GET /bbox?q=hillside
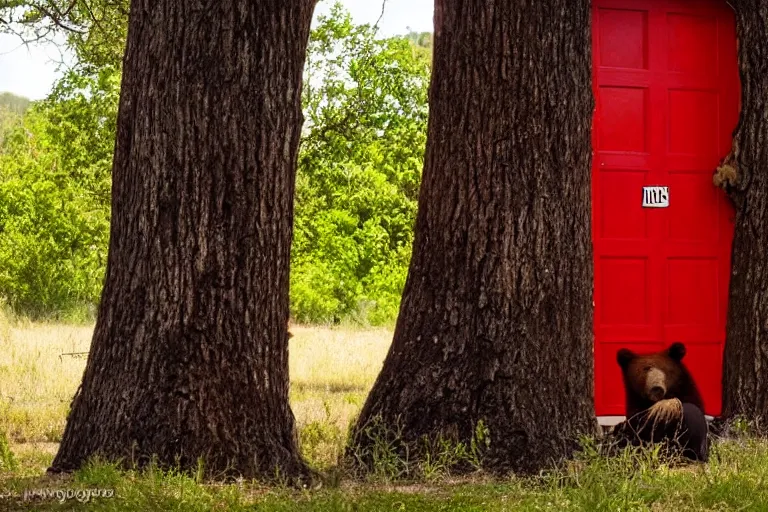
[0,91,31,143]
[0,91,31,114]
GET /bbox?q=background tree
[0,74,114,317]
[349,0,597,475]
[294,4,429,325]
[0,0,128,67]
[47,0,318,481]
[403,30,432,63]
[715,2,768,429]
[0,2,430,326]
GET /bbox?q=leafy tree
[293,3,430,324]
[0,3,429,324]
[0,1,128,69]
[0,70,116,317]
[403,30,432,62]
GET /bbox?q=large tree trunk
[49,0,316,481]
[349,0,597,475]
[717,1,768,429]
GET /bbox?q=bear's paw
[646,397,683,425]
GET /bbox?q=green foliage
[0,0,129,69]
[292,3,430,325]
[0,2,429,325]
[403,30,433,63]
[0,67,118,319]
[63,1,129,69]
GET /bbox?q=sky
[0,0,434,100]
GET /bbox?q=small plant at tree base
[418,418,492,480]
[299,400,347,471]
[347,414,412,482]
[346,415,492,482]
[732,416,750,436]
[0,430,17,471]
[469,419,491,467]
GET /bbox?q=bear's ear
[616,348,635,369]
[668,342,686,361]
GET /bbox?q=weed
[0,431,17,472]
[346,414,492,483]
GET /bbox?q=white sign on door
[642,186,669,208]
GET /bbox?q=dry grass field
[0,315,393,471]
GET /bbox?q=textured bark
[719,1,768,429]
[349,0,597,475]
[49,0,317,481]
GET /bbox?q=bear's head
[616,342,703,417]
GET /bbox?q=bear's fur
[613,342,709,462]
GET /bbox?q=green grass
[2,438,768,510]
[1,314,768,510]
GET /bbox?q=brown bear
[612,342,709,462]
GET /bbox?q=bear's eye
[643,365,652,372]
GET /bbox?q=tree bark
[349,0,597,475]
[718,1,768,429]
[49,0,317,481]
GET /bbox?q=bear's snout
[648,386,665,401]
[645,368,667,402]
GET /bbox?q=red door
[592,0,740,417]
